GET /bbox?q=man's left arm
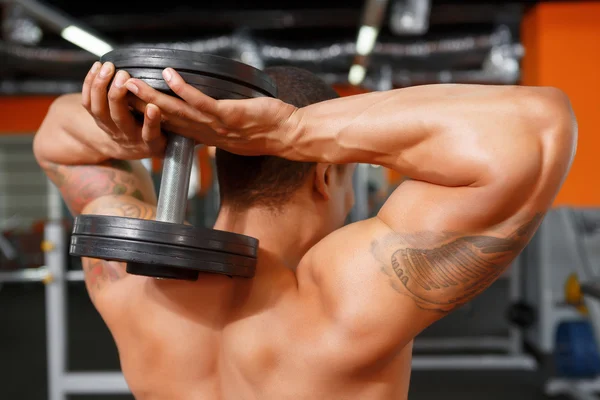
[34,93,158,299]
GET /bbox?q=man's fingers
[141,104,162,142]
[125,77,213,125]
[142,104,166,155]
[82,62,100,111]
[125,78,161,104]
[108,70,138,138]
[126,95,147,116]
[90,62,116,126]
[162,68,219,115]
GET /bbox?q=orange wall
[0,96,56,134]
[521,1,600,206]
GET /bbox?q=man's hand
[83,62,167,159]
[123,68,299,156]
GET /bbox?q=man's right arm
[289,84,576,349]
[116,75,575,350]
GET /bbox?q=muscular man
[34,60,576,399]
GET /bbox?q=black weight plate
[70,235,256,278]
[127,77,247,101]
[102,50,265,88]
[124,68,266,100]
[101,48,276,98]
[120,63,273,98]
[73,215,258,258]
[106,51,276,97]
[126,262,200,281]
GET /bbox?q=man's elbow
[513,86,577,172]
[34,94,86,166]
[34,96,66,154]
[33,102,57,166]
[495,87,577,207]
[522,87,577,144]
[533,87,577,169]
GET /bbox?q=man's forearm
[34,94,115,166]
[287,84,573,187]
[34,94,157,215]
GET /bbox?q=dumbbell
[70,48,278,281]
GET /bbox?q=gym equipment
[541,209,600,400]
[72,215,258,258]
[102,48,276,99]
[582,281,600,300]
[565,273,589,315]
[565,273,584,306]
[71,215,257,279]
[507,301,536,328]
[70,48,278,280]
[555,321,600,378]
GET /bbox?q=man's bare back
[79,195,417,400]
[34,62,576,399]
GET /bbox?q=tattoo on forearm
[378,214,543,313]
[43,159,148,215]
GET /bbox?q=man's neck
[213,204,321,270]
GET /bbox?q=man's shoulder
[299,218,384,272]
[295,216,390,313]
[293,217,421,363]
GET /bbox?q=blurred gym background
[0,0,599,399]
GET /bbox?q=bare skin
[33,62,577,400]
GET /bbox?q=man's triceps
[374,213,544,313]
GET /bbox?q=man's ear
[314,163,332,201]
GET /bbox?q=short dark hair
[215,66,339,210]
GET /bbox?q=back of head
[215,66,339,211]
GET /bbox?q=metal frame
[0,180,131,400]
[524,209,589,355]
[541,208,600,400]
[45,181,130,399]
[546,378,600,400]
[413,355,535,370]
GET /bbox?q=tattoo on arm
[81,199,156,297]
[43,159,150,215]
[84,196,157,219]
[41,157,156,298]
[377,214,543,313]
[82,258,126,301]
